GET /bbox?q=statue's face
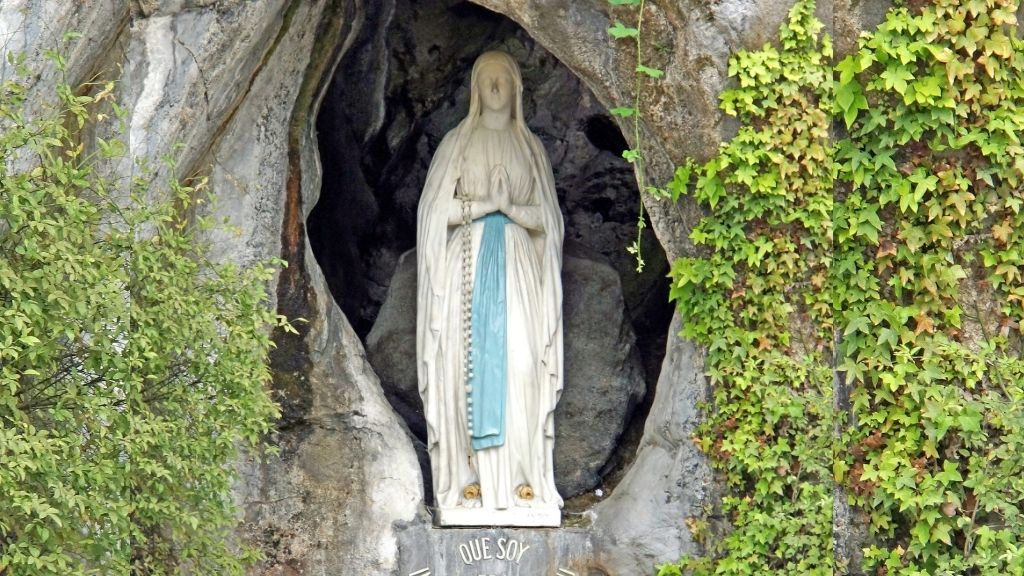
[477,62,514,115]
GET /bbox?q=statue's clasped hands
[489,165,512,215]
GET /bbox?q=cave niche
[307,0,673,504]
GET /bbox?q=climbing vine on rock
[835,0,1024,573]
[661,1,835,573]
[652,0,1024,574]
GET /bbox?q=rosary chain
[460,194,474,442]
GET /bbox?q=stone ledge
[435,506,561,528]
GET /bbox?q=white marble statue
[416,50,564,527]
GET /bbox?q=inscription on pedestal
[397,524,593,576]
[456,536,530,565]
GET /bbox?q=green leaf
[880,65,913,95]
[912,520,931,545]
[637,64,664,78]
[836,79,868,128]
[669,162,693,202]
[935,460,963,485]
[608,21,639,39]
[609,106,637,118]
[844,316,871,336]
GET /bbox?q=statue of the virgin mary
[416,51,564,527]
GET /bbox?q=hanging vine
[606,0,665,272]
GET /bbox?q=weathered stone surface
[834,0,893,57]
[589,314,712,573]
[833,485,871,574]
[0,0,127,97]
[236,299,422,574]
[366,244,646,498]
[364,250,422,437]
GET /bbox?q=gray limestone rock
[589,314,712,573]
[364,250,422,439]
[366,244,646,499]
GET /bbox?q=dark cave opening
[583,114,629,155]
[307,0,673,506]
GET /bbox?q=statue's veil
[452,51,529,187]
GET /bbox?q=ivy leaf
[895,179,917,214]
[935,461,963,485]
[856,206,883,244]
[991,219,1012,244]
[844,316,871,336]
[669,163,693,202]
[957,409,982,434]
[610,106,637,118]
[932,522,953,546]
[608,21,639,39]
[608,0,642,5]
[880,65,914,95]
[911,520,932,545]
[836,79,868,128]
[913,312,935,335]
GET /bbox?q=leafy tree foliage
[0,50,287,574]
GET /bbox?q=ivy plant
[647,0,1024,573]
[836,0,1024,573]
[660,1,835,573]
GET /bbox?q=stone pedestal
[397,525,595,576]
[435,506,560,528]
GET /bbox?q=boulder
[366,243,646,498]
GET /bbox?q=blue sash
[469,212,509,450]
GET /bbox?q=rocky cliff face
[2,0,883,573]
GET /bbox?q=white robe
[416,79,564,514]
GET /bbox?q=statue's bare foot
[514,484,534,507]
[461,483,482,508]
